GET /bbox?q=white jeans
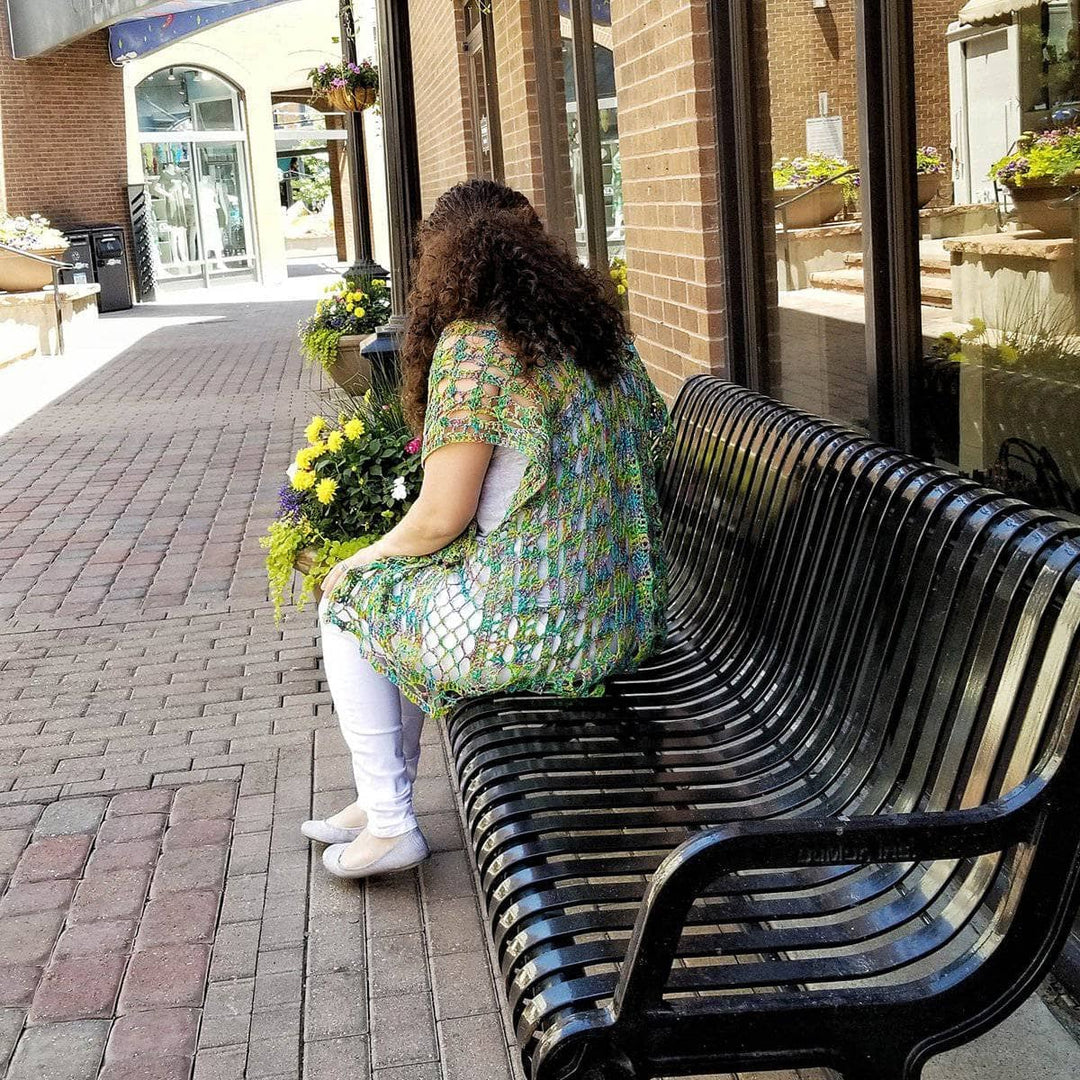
[318,596,425,837]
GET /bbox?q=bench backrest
[658,377,1080,822]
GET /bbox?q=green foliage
[929,287,1080,381]
[916,146,947,175]
[292,159,331,212]
[297,275,393,375]
[262,381,424,621]
[991,128,1080,186]
[772,154,857,202]
[308,58,378,94]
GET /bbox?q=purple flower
[278,483,304,518]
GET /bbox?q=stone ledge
[944,233,1074,261]
[0,283,100,306]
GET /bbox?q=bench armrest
[612,788,1046,1019]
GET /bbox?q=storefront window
[136,68,255,286]
[913,3,1080,520]
[754,1,869,430]
[545,0,623,273]
[464,0,503,182]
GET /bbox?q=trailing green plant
[261,382,424,619]
[298,275,392,374]
[930,285,1080,382]
[773,153,858,203]
[991,128,1080,186]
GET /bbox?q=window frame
[709,0,922,450]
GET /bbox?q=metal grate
[127,183,156,303]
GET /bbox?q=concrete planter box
[327,333,375,395]
[1005,179,1080,238]
[0,246,67,293]
[775,184,847,230]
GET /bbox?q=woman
[304,179,671,879]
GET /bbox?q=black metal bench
[441,377,1080,1080]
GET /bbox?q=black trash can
[59,230,94,287]
[90,225,133,312]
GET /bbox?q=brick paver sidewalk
[0,288,514,1080]
[1,284,1078,1080]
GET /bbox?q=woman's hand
[321,543,385,599]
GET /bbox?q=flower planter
[327,333,375,394]
[774,184,847,230]
[917,172,943,209]
[1005,177,1080,238]
[315,86,377,112]
[294,547,323,602]
[0,246,68,293]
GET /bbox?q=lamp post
[361,0,424,378]
[339,0,387,279]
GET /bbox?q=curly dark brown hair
[399,179,630,432]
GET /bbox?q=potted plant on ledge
[298,275,392,394]
[917,146,947,208]
[309,59,378,112]
[0,214,69,293]
[991,128,1080,237]
[261,386,423,618]
[773,154,858,230]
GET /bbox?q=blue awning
[109,1,296,63]
[5,0,295,59]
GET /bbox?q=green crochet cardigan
[323,317,672,720]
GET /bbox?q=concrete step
[843,240,951,276]
[809,267,952,307]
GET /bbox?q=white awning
[958,0,1040,26]
[5,0,293,59]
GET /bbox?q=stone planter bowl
[327,333,375,395]
[774,184,847,230]
[294,547,323,603]
[1006,179,1080,238]
[0,246,68,293]
[917,172,943,208]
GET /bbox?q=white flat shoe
[300,818,365,845]
[322,828,430,880]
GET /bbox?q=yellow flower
[291,469,316,491]
[998,344,1020,365]
[308,440,328,458]
[615,284,627,295]
[305,415,326,443]
[315,478,338,505]
[372,279,385,288]
[354,307,365,319]
[343,417,365,441]
[326,430,345,452]
[295,446,318,470]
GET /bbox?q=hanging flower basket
[309,60,378,113]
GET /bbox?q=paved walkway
[0,278,1077,1080]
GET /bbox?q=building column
[363,0,423,378]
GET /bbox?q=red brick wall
[0,6,130,238]
[491,0,551,223]
[410,0,475,214]
[763,0,956,196]
[611,0,726,396]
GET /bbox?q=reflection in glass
[557,0,623,268]
[136,68,242,133]
[137,68,255,287]
[757,1,869,430]
[915,3,1080,521]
